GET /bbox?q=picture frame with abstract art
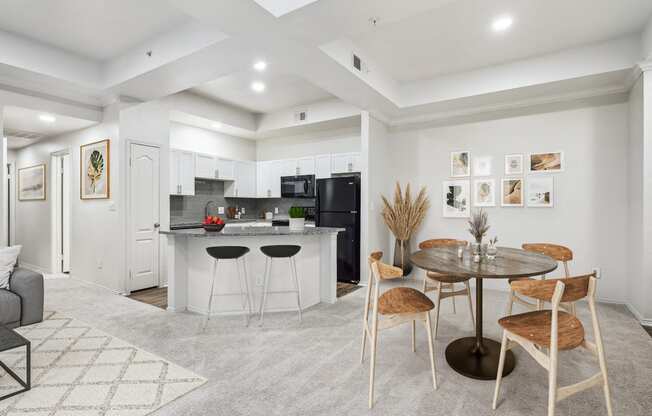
[442,180,470,218]
[527,176,554,207]
[473,179,495,207]
[473,156,492,176]
[80,139,110,200]
[501,178,523,207]
[450,151,470,177]
[504,154,523,175]
[18,164,46,201]
[528,151,564,173]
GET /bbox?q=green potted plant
[288,206,305,231]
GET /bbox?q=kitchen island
[161,225,343,316]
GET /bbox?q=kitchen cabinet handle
[348,162,353,172]
[296,166,300,175]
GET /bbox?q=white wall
[386,103,629,301]
[13,105,123,293]
[170,122,256,160]
[256,127,360,160]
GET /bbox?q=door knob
[154,223,160,228]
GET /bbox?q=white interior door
[130,143,160,291]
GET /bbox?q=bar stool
[259,245,302,324]
[205,246,252,328]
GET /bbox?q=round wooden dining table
[410,246,557,380]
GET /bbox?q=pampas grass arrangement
[468,208,490,243]
[381,182,430,274]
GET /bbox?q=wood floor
[337,282,361,298]
[128,287,167,309]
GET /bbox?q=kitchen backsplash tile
[170,179,315,225]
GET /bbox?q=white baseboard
[69,276,126,296]
[623,302,652,327]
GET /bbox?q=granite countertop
[170,218,315,230]
[161,225,343,237]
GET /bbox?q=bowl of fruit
[203,215,225,232]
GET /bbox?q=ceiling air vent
[352,54,362,72]
[3,129,46,140]
[295,111,308,123]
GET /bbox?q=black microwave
[281,175,315,198]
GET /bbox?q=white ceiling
[0,0,192,60]
[191,71,333,114]
[350,0,652,82]
[3,106,97,149]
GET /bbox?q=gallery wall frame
[526,176,554,208]
[450,150,471,177]
[504,154,524,175]
[442,179,470,218]
[501,178,524,207]
[528,151,564,173]
[17,164,46,201]
[473,178,496,207]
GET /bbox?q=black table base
[445,337,515,380]
[444,277,515,380]
[0,343,30,402]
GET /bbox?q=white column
[0,105,6,247]
[166,235,188,312]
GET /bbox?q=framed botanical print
[501,178,523,207]
[80,139,110,200]
[442,180,470,218]
[18,164,46,201]
[450,151,470,177]
[504,154,523,175]
[527,176,554,207]
[528,151,564,173]
[473,179,495,207]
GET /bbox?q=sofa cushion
[0,245,21,289]
[0,289,21,326]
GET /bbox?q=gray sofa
[0,268,44,329]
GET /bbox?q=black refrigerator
[316,176,360,283]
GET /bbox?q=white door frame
[50,149,72,274]
[125,140,161,295]
[6,160,15,246]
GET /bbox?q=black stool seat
[206,246,250,260]
[260,245,301,258]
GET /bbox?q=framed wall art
[18,164,46,201]
[442,180,470,218]
[501,178,523,207]
[527,176,554,207]
[80,139,110,200]
[473,179,495,207]
[473,156,492,176]
[504,154,523,175]
[528,151,564,173]
[450,151,470,177]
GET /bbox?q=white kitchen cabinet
[256,160,283,198]
[215,158,235,180]
[226,160,257,198]
[195,153,216,179]
[331,152,361,174]
[315,154,331,179]
[279,159,297,177]
[170,149,195,196]
[296,157,315,175]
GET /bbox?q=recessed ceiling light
[212,122,222,129]
[253,61,267,71]
[39,114,56,123]
[492,16,513,32]
[251,81,266,93]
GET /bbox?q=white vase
[289,218,305,231]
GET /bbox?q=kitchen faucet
[205,200,218,218]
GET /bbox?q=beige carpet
[0,313,206,415]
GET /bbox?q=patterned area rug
[0,313,206,415]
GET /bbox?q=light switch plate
[218,206,225,214]
[241,207,246,214]
[274,207,279,214]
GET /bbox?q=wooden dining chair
[361,254,438,408]
[507,243,575,315]
[493,273,613,416]
[418,239,474,338]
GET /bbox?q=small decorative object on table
[381,182,430,276]
[487,237,498,260]
[203,215,225,232]
[457,243,464,259]
[289,207,305,231]
[468,209,490,263]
